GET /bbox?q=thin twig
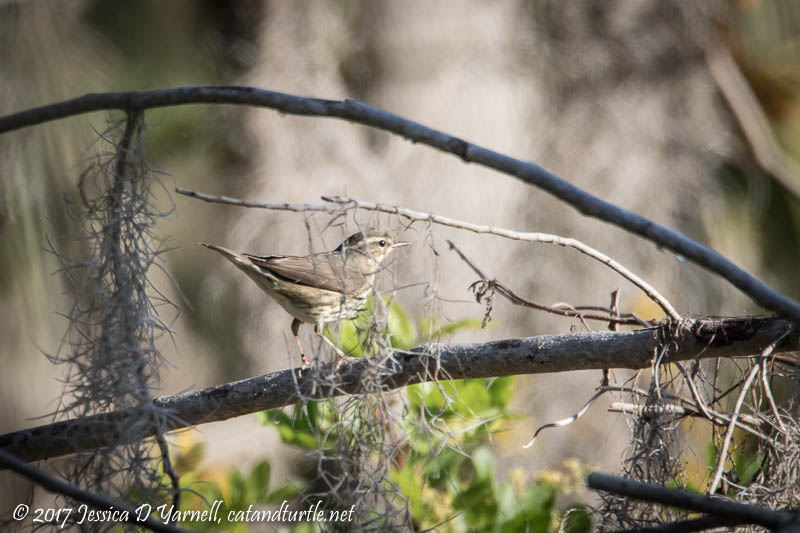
[177,189,342,213]
[523,388,610,449]
[608,402,763,430]
[602,290,622,386]
[472,279,639,326]
[708,330,792,494]
[652,345,668,400]
[523,383,680,448]
[761,356,788,434]
[447,240,646,326]
[675,362,765,438]
[610,402,693,417]
[178,187,681,321]
[676,362,719,422]
[154,432,181,521]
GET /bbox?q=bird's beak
[392,241,411,249]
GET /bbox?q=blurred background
[1,0,800,526]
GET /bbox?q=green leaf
[259,408,322,450]
[735,451,764,486]
[457,476,497,528]
[454,380,492,416]
[248,460,271,501]
[334,319,364,356]
[472,446,495,481]
[420,317,487,340]
[560,505,593,533]
[487,376,515,410]
[228,468,247,508]
[498,483,558,533]
[266,484,298,504]
[422,449,466,489]
[257,409,291,427]
[386,299,418,349]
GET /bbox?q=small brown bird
[201,232,409,368]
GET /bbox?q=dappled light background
[2,0,800,519]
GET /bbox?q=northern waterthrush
[201,232,409,368]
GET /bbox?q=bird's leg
[315,323,347,361]
[291,318,309,369]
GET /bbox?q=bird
[200,231,410,369]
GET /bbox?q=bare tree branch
[0,87,796,319]
[179,188,667,323]
[179,189,683,319]
[588,472,798,531]
[707,46,800,201]
[0,448,188,533]
[608,402,767,439]
[605,515,742,533]
[445,239,658,326]
[1,316,796,465]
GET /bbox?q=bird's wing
[246,253,368,295]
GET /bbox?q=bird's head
[335,232,410,263]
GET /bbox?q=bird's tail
[199,242,254,270]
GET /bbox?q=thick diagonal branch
[1,316,796,465]
[1,87,798,319]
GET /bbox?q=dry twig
[176,188,681,321]
[456,254,650,327]
[707,329,793,495]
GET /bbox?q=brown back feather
[245,252,370,295]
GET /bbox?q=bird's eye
[379,240,387,247]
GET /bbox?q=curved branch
[588,472,796,531]
[0,316,795,465]
[0,86,798,319]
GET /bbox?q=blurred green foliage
[260,299,590,532]
[155,440,297,532]
[326,296,484,357]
